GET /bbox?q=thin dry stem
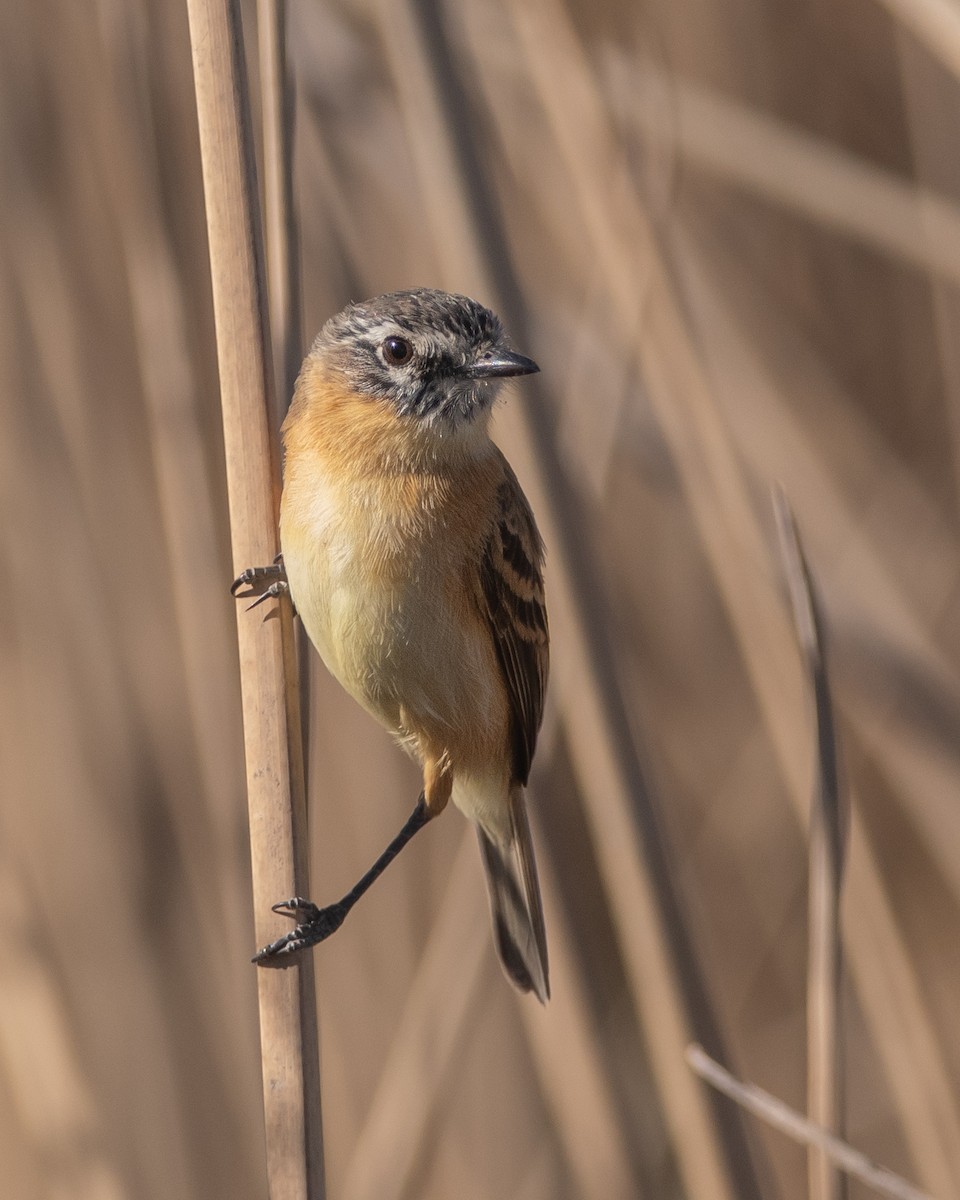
[774,491,845,1200]
[687,1045,937,1200]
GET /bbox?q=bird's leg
[231,553,292,612]
[253,795,431,965]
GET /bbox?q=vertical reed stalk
[185,1,324,1195]
[257,0,302,411]
[256,0,311,774]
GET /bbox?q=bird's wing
[477,454,549,785]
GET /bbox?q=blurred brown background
[3,0,960,1197]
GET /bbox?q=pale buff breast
[279,454,509,775]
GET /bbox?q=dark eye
[382,336,413,366]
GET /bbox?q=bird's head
[307,289,539,432]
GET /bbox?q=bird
[233,288,550,1001]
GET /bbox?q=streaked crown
[308,289,538,426]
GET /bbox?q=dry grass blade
[185,0,323,1195]
[687,1046,937,1200]
[774,491,845,1200]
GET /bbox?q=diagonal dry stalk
[870,0,960,79]
[774,491,846,1200]
[687,1045,936,1200]
[185,0,324,1195]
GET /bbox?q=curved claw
[251,931,310,966]
[271,897,321,922]
[229,574,248,597]
[231,554,286,598]
[246,580,290,611]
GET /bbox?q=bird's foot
[231,554,291,611]
[252,896,350,966]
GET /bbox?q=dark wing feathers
[477,458,549,785]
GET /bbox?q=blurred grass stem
[257,0,302,413]
[775,492,845,1200]
[256,0,311,780]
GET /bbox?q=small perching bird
[234,288,550,1001]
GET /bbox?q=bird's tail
[477,787,549,1003]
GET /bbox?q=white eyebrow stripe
[361,319,409,343]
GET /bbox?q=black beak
[465,350,540,379]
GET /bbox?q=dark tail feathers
[477,790,549,1002]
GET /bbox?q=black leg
[253,796,430,966]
